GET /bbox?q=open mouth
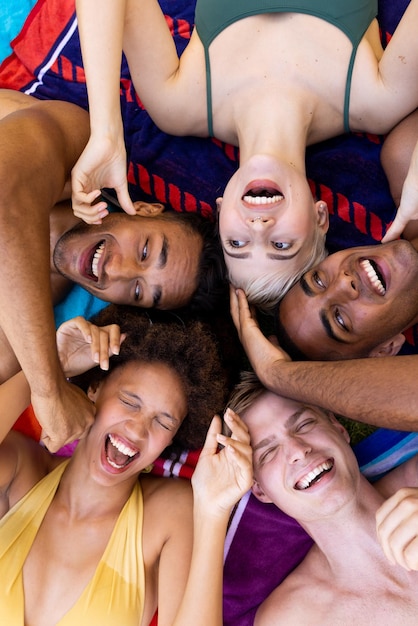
[242,185,284,206]
[84,240,105,282]
[105,433,140,470]
[294,459,334,490]
[360,259,386,295]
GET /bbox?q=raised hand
[230,286,290,386]
[376,487,418,571]
[71,132,136,224]
[56,315,125,377]
[192,410,253,517]
[382,140,418,243]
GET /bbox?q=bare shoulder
[0,431,54,518]
[0,88,39,120]
[141,476,193,528]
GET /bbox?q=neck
[234,90,311,167]
[54,448,138,521]
[301,478,390,583]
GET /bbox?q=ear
[251,480,274,504]
[368,333,405,358]
[87,381,101,404]
[327,412,351,444]
[132,201,165,217]
[314,201,329,234]
[216,197,223,213]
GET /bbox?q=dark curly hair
[72,304,228,450]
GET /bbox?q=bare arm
[0,96,94,452]
[230,288,418,430]
[158,412,253,626]
[72,0,136,221]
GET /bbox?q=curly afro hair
[72,304,228,450]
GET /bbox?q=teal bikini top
[194,0,378,135]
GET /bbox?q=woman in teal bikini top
[72,0,418,309]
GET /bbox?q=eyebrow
[223,248,302,260]
[319,310,349,344]
[300,274,315,296]
[284,406,310,429]
[158,236,168,269]
[299,275,349,345]
[152,236,168,307]
[253,407,310,452]
[126,392,180,425]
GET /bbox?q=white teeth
[295,460,333,490]
[243,194,283,205]
[91,242,105,278]
[108,433,137,458]
[360,259,386,295]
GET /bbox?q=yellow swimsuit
[0,461,146,625]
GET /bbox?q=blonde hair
[230,228,327,312]
[227,371,266,416]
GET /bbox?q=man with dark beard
[0,89,224,453]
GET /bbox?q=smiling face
[53,213,202,309]
[242,392,359,522]
[277,240,418,360]
[85,361,187,485]
[217,155,328,289]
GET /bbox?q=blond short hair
[230,228,327,312]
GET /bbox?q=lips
[359,259,386,296]
[294,459,334,490]
[105,433,140,470]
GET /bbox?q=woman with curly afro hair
[0,304,252,626]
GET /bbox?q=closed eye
[259,447,277,465]
[121,397,139,410]
[296,419,315,433]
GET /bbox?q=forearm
[172,508,228,626]
[262,355,418,431]
[123,0,181,120]
[76,0,125,135]
[0,372,31,443]
[0,141,65,397]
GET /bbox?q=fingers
[229,285,252,334]
[72,192,110,224]
[114,184,137,215]
[376,488,418,571]
[217,408,251,456]
[89,323,123,369]
[381,216,405,243]
[201,415,223,456]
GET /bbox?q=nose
[126,416,149,442]
[246,215,275,230]
[106,254,138,280]
[334,270,359,299]
[285,437,312,464]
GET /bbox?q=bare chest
[189,13,381,142]
[22,505,116,626]
[266,574,418,626]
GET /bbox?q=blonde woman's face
[217,155,328,288]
